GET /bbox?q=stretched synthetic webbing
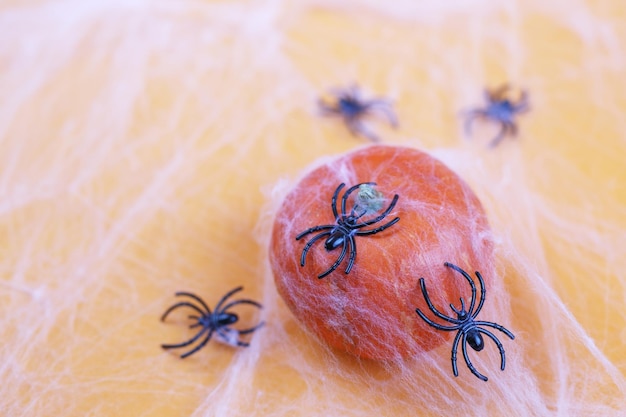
[1,1,625,416]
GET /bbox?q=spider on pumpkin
[296,182,400,279]
[415,262,515,381]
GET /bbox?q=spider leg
[187,315,203,329]
[473,321,515,341]
[331,183,346,219]
[354,193,399,228]
[161,302,207,322]
[451,330,463,377]
[344,235,357,274]
[175,292,213,314]
[180,328,215,359]
[168,291,213,315]
[514,102,530,113]
[444,263,478,317]
[463,110,486,136]
[162,326,212,352]
[489,84,510,101]
[355,216,400,235]
[514,91,530,112]
[508,121,518,137]
[330,85,361,104]
[417,278,463,326]
[318,237,348,279]
[472,270,487,318]
[328,84,358,99]
[347,118,380,142]
[214,286,245,313]
[220,298,263,314]
[367,100,398,128]
[449,297,466,316]
[295,225,334,241]
[461,332,488,381]
[415,307,460,331]
[234,320,266,335]
[489,121,509,148]
[475,328,510,372]
[318,99,339,116]
[299,231,333,267]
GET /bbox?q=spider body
[324,225,352,251]
[203,311,237,328]
[415,262,515,381]
[464,84,529,148]
[161,287,264,358]
[319,85,397,142]
[465,330,484,352]
[484,99,517,121]
[296,182,400,279]
[337,95,365,119]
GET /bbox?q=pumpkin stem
[355,183,385,214]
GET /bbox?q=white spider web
[0,0,625,416]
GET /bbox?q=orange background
[1,1,625,415]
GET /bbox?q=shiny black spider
[161,287,264,358]
[464,84,529,148]
[296,182,399,279]
[319,85,398,142]
[415,262,515,381]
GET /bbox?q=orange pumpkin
[270,145,494,360]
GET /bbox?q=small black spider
[415,262,515,381]
[319,85,398,142]
[464,84,529,148]
[296,182,399,279]
[161,287,264,358]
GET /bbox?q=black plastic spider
[415,262,515,381]
[161,287,264,358]
[318,85,398,142]
[296,182,399,279]
[464,84,529,148]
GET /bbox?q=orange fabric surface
[1,1,625,416]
